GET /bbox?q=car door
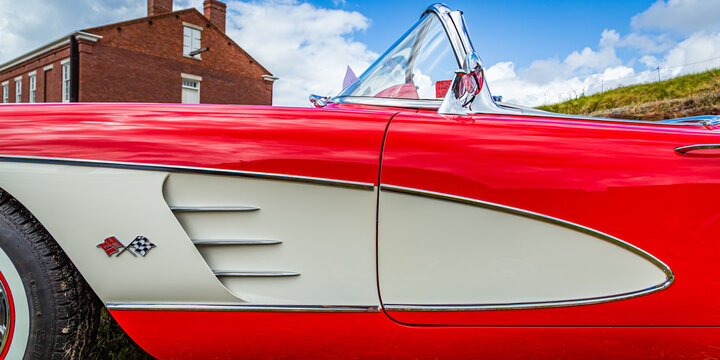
[377,110,720,326]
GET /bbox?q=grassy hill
[536,69,720,120]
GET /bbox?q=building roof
[84,8,273,76]
[0,31,102,73]
[0,8,272,77]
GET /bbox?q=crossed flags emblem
[97,236,156,257]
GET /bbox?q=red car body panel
[1,103,720,357]
[380,112,720,326]
[0,103,393,185]
[110,309,720,359]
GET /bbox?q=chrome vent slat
[163,173,304,299]
[192,239,282,245]
[170,206,260,212]
[214,271,300,277]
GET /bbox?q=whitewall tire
[0,189,100,360]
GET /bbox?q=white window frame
[181,73,202,104]
[15,76,22,103]
[183,23,203,60]
[28,71,37,103]
[61,59,71,103]
[1,81,8,103]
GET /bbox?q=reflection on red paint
[0,103,394,185]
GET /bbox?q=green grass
[537,68,720,116]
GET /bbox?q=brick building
[0,0,275,105]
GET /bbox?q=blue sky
[2,0,720,106]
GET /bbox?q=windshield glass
[340,14,458,100]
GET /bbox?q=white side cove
[378,186,673,309]
[0,162,379,308]
[162,172,378,304]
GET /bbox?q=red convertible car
[1,3,719,359]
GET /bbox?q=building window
[62,60,71,103]
[29,73,36,103]
[183,24,202,59]
[181,74,201,104]
[1,82,7,103]
[15,78,21,103]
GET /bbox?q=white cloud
[225,0,378,106]
[515,29,621,85]
[173,0,203,11]
[639,55,660,68]
[631,0,720,35]
[0,0,144,62]
[486,63,642,107]
[617,33,674,53]
[662,31,720,76]
[485,61,515,82]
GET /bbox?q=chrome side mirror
[439,52,485,115]
[309,94,330,108]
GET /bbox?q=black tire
[0,188,100,360]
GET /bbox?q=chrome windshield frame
[333,3,467,107]
[331,3,515,115]
[422,4,466,68]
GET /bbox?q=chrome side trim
[213,271,300,277]
[330,96,443,109]
[674,144,720,154]
[0,155,375,191]
[660,115,720,127]
[511,109,719,127]
[331,96,718,128]
[105,303,380,312]
[170,206,260,212]
[192,240,282,246]
[385,282,669,311]
[380,184,675,310]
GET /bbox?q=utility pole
[656,66,661,82]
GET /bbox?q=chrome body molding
[0,155,375,191]
[213,271,300,277]
[660,115,720,127]
[384,282,671,311]
[330,96,443,109]
[379,184,674,310]
[383,278,674,311]
[169,206,260,212]
[331,95,720,128]
[674,144,720,154]
[105,303,380,312]
[192,240,282,246]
